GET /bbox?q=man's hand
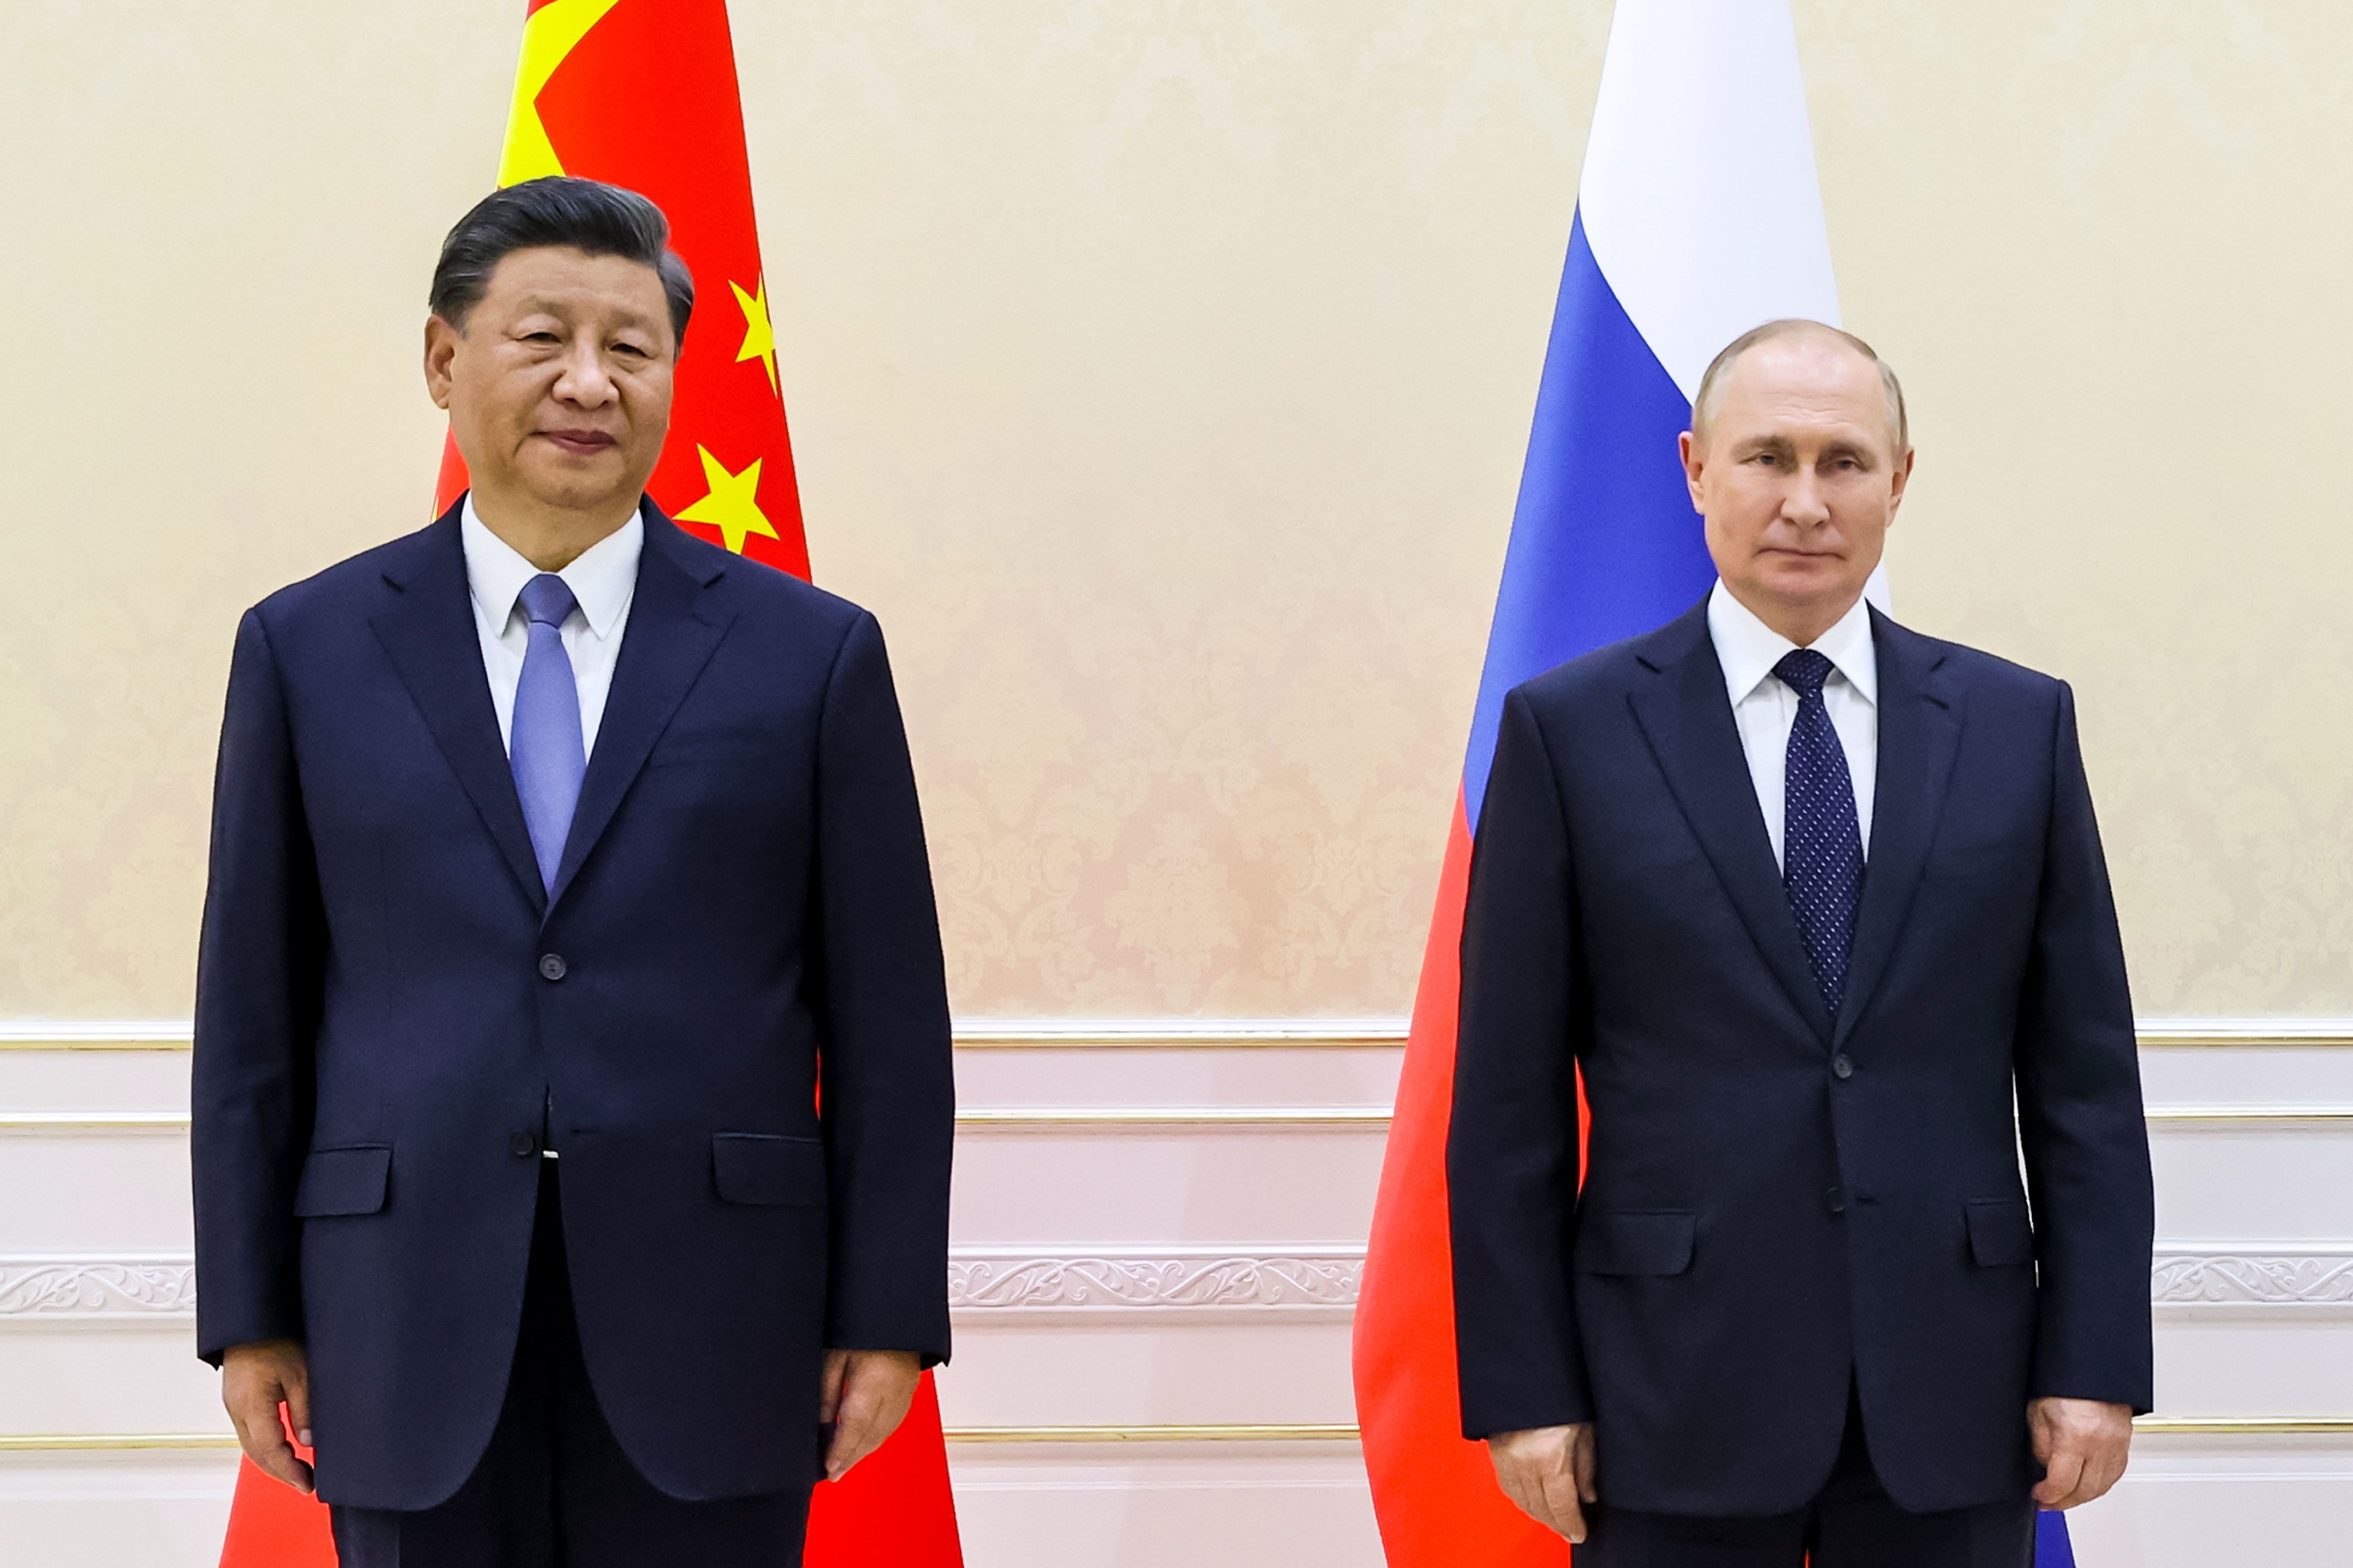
[2029,1396,2133,1509]
[1487,1423,1598,1543]
[820,1349,922,1482]
[222,1339,314,1494]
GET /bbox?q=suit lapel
[1627,604,1837,1044]
[546,506,734,909]
[368,507,546,913]
[1834,610,1961,1048]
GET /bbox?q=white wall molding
[0,1250,1364,1320]
[2152,1248,2353,1307]
[0,1019,1420,1051]
[2134,1019,2353,1046]
[18,1247,2353,1320]
[0,1259,196,1319]
[11,1016,2353,1050]
[951,1249,1361,1313]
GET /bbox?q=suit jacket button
[538,953,567,981]
[510,1130,537,1158]
[1831,1054,1854,1080]
[1826,1186,1848,1215]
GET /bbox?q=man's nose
[1781,466,1831,528]
[553,343,617,407]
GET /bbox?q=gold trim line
[2144,1109,2353,1125]
[2135,1025,2353,1049]
[2134,1417,2353,1435]
[946,1423,1361,1443]
[8,1418,2352,1453]
[15,1107,2353,1134]
[0,1040,194,1052]
[0,1112,191,1130]
[0,1023,1416,1054]
[10,1020,2353,1053]
[0,1434,241,1451]
[0,1427,1362,1453]
[0,1109,1398,1133]
[955,1108,1391,1129]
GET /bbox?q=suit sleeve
[809,610,956,1365]
[1449,687,1591,1437]
[191,609,322,1366]
[2015,680,2155,1411]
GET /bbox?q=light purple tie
[511,573,585,892]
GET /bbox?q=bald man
[1447,321,2154,1567]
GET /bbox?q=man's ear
[423,315,461,411]
[1885,445,1917,518]
[1679,429,1707,513]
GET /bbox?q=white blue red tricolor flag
[1350,2,2074,1562]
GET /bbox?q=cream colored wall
[1,2,2345,1021]
[1805,3,2353,1014]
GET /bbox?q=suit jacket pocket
[292,1145,392,1217]
[711,1132,828,1208]
[1574,1210,1697,1276]
[1966,1199,2036,1266]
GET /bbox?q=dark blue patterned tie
[1775,649,1862,1013]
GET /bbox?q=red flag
[1351,798,1574,1567]
[215,1421,334,1568]
[431,0,807,578]
[219,4,962,1562]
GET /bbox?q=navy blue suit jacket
[192,501,954,1510]
[1448,599,2154,1517]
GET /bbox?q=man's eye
[522,332,559,345]
[613,342,650,359]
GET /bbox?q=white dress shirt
[1705,580,1878,869]
[461,497,643,759]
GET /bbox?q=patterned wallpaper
[2,2,2349,1019]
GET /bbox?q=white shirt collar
[1707,579,1878,708]
[461,494,644,640]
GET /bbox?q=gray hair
[1690,318,1908,455]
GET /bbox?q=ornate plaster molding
[10,1249,2351,1320]
[0,1251,1366,1319]
[952,1250,1362,1311]
[0,1258,197,1317]
[2151,1249,2353,1307]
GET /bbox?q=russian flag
[1351,2,2068,1561]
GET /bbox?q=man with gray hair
[1448,319,2154,1566]
[194,177,953,1566]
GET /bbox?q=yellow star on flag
[674,446,778,554]
[730,277,779,396]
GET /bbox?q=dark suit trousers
[329,1161,811,1568]
[1578,1386,2037,1568]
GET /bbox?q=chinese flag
[216,3,964,1563]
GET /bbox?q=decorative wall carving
[951,1252,1362,1311]
[10,1250,2352,1318]
[0,1259,196,1317]
[2151,1250,2353,1306]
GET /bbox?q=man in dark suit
[1448,319,2154,1566]
[192,177,953,1566]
